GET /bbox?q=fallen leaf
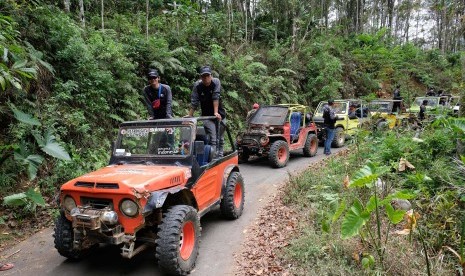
[343,175,350,188]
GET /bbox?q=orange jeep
[54,117,244,275]
[236,104,318,168]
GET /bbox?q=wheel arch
[221,165,240,198]
[143,187,198,214]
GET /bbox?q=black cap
[148,69,159,78]
[328,99,334,105]
[199,66,212,76]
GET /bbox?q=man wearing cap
[188,66,227,157]
[246,103,259,121]
[142,69,173,120]
[322,99,338,155]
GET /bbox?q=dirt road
[1,147,342,275]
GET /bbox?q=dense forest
[0,0,464,250]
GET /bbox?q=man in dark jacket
[419,99,428,120]
[393,85,402,112]
[142,69,173,119]
[322,99,338,155]
[188,66,227,157]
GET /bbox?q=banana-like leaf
[365,195,379,212]
[3,192,27,207]
[350,163,378,187]
[350,162,389,188]
[14,150,44,180]
[40,130,71,161]
[385,203,406,224]
[25,187,46,207]
[9,104,41,126]
[11,59,27,69]
[341,199,370,239]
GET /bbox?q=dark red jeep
[236,104,318,168]
[54,117,244,275]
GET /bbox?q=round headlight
[236,134,243,143]
[259,136,269,146]
[63,196,76,211]
[120,199,139,217]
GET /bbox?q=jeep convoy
[54,117,244,275]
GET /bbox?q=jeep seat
[195,128,212,166]
[290,112,301,141]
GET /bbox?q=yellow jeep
[313,99,369,147]
[368,99,416,129]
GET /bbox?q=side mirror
[194,141,205,155]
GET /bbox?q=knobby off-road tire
[331,127,345,148]
[268,140,289,168]
[220,171,245,220]
[156,205,201,275]
[303,133,318,157]
[376,120,388,131]
[53,213,83,259]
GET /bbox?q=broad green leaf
[341,200,369,239]
[365,195,380,213]
[350,162,389,188]
[331,200,347,222]
[385,203,406,224]
[41,131,71,160]
[25,188,46,207]
[32,131,45,147]
[3,192,27,207]
[350,164,378,187]
[11,59,27,69]
[25,154,44,180]
[390,190,415,200]
[9,104,41,126]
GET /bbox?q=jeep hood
[62,165,191,193]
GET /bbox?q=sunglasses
[149,76,158,80]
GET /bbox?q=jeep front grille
[81,197,113,209]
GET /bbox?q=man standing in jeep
[188,66,227,157]
[323,99,338,155]
[142,69,173,119]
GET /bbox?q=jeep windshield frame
[369,100,395,113]
[315,101,349,115]
[109,119,196,167]
[248,105,289,126]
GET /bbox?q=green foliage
[3,187,46,214]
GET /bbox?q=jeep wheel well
[162,190,198,211]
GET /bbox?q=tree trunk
[79,0,85,27]
[101,0,104,31]
[64,0,70,12]
[146,0,149,39]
